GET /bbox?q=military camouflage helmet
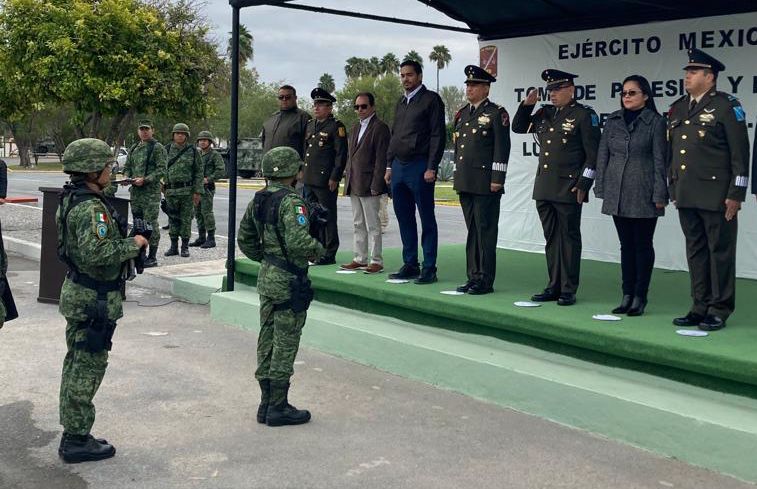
[172,123,190,137]
[62,138,114,174]
[262,146,302,178]
[196,130,214,143]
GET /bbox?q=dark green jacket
[261,107,312,158]
[512,100,601,204]
[667,90,750,211]
[303,115,348,188]
[452,99,511,195]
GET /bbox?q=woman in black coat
[594,75,668,316]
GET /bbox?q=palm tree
[318,73,336,93]
[227,24,254,67]
[380,53,400,75]
[403,50,424,70]
[428,45,451,93]
[368,57,382,77]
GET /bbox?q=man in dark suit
[303,87,348,265]
[512,69,601,306]
[341,92,391,274]
[384,60,446,284]
[668,49,750,331]
[453,65,511,295]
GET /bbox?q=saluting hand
[724,199,741,221]
[524,89,539,106]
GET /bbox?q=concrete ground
[0,254,754,489]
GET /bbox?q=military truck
[218,137,263,179]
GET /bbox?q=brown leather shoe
[363,263,384,274]
[340,261,367,270]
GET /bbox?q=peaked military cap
[311,87,336,103]
[683,48,725,73]
[138,119,153,129]
[542,69,577,89]
[464,65,496,84]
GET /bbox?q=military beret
[464,65,496,84]
[311,87,336,103]
[542,69,578,89]
[684,48,725,73]
[138,119,153,129]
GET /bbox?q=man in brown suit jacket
[341,92,391,274]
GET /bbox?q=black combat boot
[143,247,158,268]
[266,381,311,427]
[164,238,179,256]
[257,379,271,424]
[180,238,190,257]
[58,433,116,464]
[200,231,216,249]
[189,230,206,247]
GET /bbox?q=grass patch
[9,162,64,171]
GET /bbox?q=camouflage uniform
[190,131,226,248]
[164,124,203,255]
[56,138,142,463]
[124,138,167,253]
[238,146,324,427]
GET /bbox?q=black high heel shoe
[611,294,633,314]
[627,296,647,316]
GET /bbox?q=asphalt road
[6,172,467,250]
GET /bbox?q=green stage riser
[208,287,757,484]
[231,245,757,389]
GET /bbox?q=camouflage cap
[262,146,302,178]
[172,122,190,137]
[63,138,114,174]
[138,119,153,129]
[196,130,214,143]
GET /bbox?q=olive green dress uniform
[512,72,600,298]
[668,91,750,322]
[303,109,348,262]
[453,97,511,291]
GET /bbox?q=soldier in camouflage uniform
[119,119,166,266]
[163,123,203,258]
[189,131,226,249]
[56,138,148,463]
[238,146,325,427]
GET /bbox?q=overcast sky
[204,0,479,94]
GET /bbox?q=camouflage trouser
[59,318,109,435]
[166,193,194,240]
[255,295,306,385]
[193,189,216,233]
[131,189,161,249]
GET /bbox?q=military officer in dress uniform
[453,65,511,295]
[302,87,348,265]
[512,69,601,306]
[669,49,750,331]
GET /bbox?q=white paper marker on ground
[592,314,622,321]
[514,301,542,307]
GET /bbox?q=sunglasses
[621,90,641,97]
[277,94,293,100]
[353,104,370,110]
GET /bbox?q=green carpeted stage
[232,245,757,392]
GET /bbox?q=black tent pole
[226,5,240,292]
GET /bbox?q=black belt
[165,181,192,189]
[263,253,307,277]
[67,270,122,293]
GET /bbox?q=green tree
[318,73,336,94]
[439,85,467,123]
[428,45,452,93]
[334,74,403,130]
[403,50,424,69]
[228,24,254,68]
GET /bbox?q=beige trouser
[350,194,383,265]
[379,194,390,230]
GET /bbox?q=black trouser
[612,216,658,300]
[536,200,582,295]
[677,208,737,320]
[459,192,501,289]
[304,184,339,259]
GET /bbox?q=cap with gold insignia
[464,65,496,84]
[311,87,336,103]
[683,48,725,74]
[138,119,153,129]
[541,69,577,89]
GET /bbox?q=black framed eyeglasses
[353,104,369,110]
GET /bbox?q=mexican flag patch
[295,205,307,216]
[96,212,109,223]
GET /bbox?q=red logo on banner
[480,45,498,78]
